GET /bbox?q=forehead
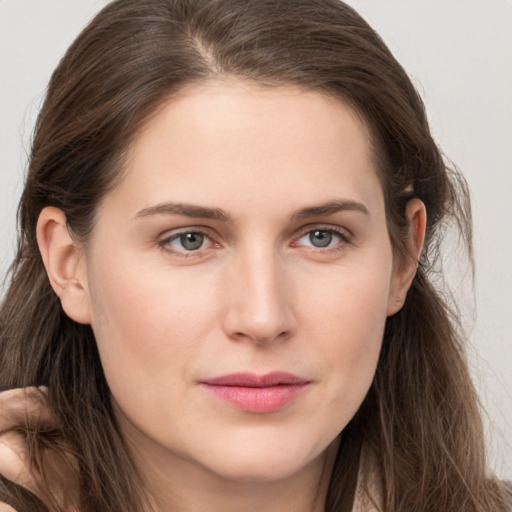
[107,80,383,220]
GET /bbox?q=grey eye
[178,232,205,251]
[309,230,333,247]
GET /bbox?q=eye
[158,229,217,257]
[305,230,336,248]
[175,232,205,251]
[294,227,349,251]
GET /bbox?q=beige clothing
[351,446,383,512]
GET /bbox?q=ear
[36,207,91,324]
[387,198,427,316]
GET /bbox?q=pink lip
[200,372,310,413]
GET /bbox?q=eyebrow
[290,199,369,222]
[135,199,369,223]
[135,202,232,222]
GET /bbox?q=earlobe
[36,207,91,324]
[387,198,427,316]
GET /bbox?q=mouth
[199,372,310,413]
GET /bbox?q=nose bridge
[223,241,294,344]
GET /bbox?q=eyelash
[157,225,352,258]
[157,228,219,258]
[292,225,352,254]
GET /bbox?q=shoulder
[351,445,383,512]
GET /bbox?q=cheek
[301,255,391,348]
[298,257,391,419]
[85,252,221,406]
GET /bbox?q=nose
[222,246,296,345]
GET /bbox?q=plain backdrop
[1,0,511,479]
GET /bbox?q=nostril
[229,328,290,345]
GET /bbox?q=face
[74,81,408,485]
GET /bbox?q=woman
[0,0,510,510]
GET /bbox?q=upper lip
[200,372,309,388]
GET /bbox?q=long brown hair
[0,1,509,510]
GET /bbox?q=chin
[208,457,308,484]
[197,439,332,485]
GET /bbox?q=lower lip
[200,383,309,413]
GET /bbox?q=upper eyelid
[158,223,350,236]
[159,226,216,241]
[292,223,352,240]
